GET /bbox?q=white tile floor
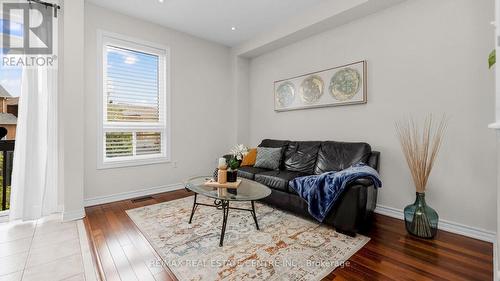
[0,214,99,281]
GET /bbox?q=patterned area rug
[126,196,369,281]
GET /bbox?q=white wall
[246,0,497,232]
[61,0,85,220]
[84,4,234,200]
[231,55,250,143]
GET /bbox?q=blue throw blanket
[289,163,382,222]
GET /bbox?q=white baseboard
[375,204,496,243]
[63,208,86,222]
[84,183,184,207]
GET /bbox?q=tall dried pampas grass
[396,115,447,193]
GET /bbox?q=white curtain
[9,7,58,221]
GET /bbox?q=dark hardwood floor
[84,189,493,281]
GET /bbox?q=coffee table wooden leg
[188,193,197,224]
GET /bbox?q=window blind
[105,132,133,158]
[106,46,160,123]
[101,36,168,165]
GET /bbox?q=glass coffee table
[184,176,272,246]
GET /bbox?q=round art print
[275,81,296,107]
[299,75,324,104]
[329,67,362,101]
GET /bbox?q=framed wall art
[274,60,367,112]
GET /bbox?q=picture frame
[274,60,367,112]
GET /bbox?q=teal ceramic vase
[404,192,438,239]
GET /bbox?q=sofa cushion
[237,166,270,180]
[254,170,307,192]
[240,148,257,166]
[258,139,289,169]
[255,171,307,192]
[258,139,289,148]
[284,141,321,174]
[314,141,372,174]
[254,147,283,170]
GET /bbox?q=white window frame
[97,31,171,169]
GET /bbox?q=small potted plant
[227,144,248,182]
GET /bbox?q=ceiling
[86,0,326,47]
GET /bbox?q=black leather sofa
[237,139,380,236]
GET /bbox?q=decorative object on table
[396,115,447,239]
[274,60,367,111]
[216,159,228,197]
[212,168,219,182]
[217,187,227,197]
[227,144,248,182]
[227,160,238,182]
[217,157,228,185]
[204,179,242,188]
[217,169,227,184]
[218,157,227,169]
[254,147,283,170]
[127,196,369,281]
[213,157,228,182]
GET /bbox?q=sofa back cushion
[284,141,321,174]
[258,139,289,148]
[314,141,372,174]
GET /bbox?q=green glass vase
[404,192,438,239]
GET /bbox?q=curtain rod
[28,0,61,17]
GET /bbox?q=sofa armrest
[351,178,374,187]
[368,151,380,172]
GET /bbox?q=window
[0,18,22,98]
[99,33,170,168]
